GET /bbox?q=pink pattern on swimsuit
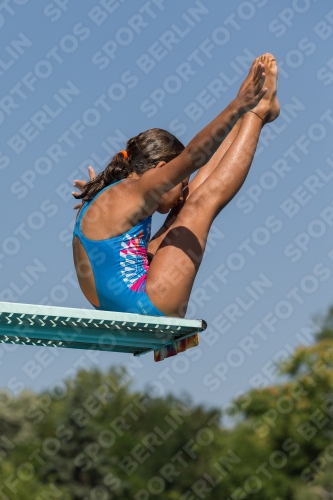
[120,228,150,293]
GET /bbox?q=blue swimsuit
[73,181,165,317]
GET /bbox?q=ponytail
[75,128,185,202]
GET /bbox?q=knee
[184,192,207,212]
[187,183,226,214]
[184,191,220,221]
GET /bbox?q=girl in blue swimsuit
[73,174,171,317]
[73,55,279,318]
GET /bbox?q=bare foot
[251,53,280,124]
[237,57,267,116]
[239,57,259,93]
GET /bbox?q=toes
[260,53,276,65]
[258,53,278,74]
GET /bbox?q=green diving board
[0,302,206,361]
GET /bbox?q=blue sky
[1,0,333,414]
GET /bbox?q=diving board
[0,302,206,361]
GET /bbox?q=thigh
[146,199,214,318]
[147,196,187,262]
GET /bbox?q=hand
[237,62,267,114]
[72,166,96,209]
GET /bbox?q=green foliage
[1,307,333,499]
[315,305,333,341]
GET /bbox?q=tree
[1,306,333,499]
[229,327,333,498]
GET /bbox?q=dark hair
[76,128,185,202]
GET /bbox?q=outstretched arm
[137,61,267,205]
[148,119,242,258]
[73,61,266,212]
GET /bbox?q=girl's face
[156,178,189,214]
[152,160,189,214]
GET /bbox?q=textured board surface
[0,302,206,360]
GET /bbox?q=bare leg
[186,58,258,197]
[146,55,279,317]
[147,118,243,261]
[146,113,263,316]
[148,59,258,259]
